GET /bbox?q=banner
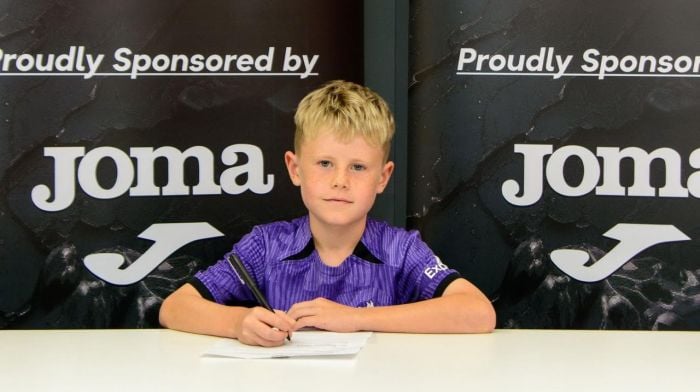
[0,0,363,328]
[6,1,698,331]
[409,0,700,329]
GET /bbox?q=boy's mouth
[324,198,352,204]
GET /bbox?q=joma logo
[502,144,694,282]
[31,144,274,211]
[502,144,699,207]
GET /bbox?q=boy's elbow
[476,300,497,333]
[460,296,496,333]
[158,293,176,328]
[447,280,496,333]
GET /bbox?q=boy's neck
[308,215,367,267]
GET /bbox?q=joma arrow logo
[550,223,690,283]
[83,222,224,285]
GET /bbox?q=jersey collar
[283,216,384,264]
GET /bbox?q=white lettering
[502,144,694,206]
[112,47,132,72]
[129,146,221,196]
[220,144,274,194]
[423,256,449,279]
[282,47,319,79]
[31,147,85,212]
[78,147,134,199]
[456,47,573,78]
[501,144,553,206]
[546,145,600,197]
[687,149,700,197]
[581,48,600,73]
[579,49,700,79]
[457,48,477,71]
[110,47,282,79]
[31,144,275,211]
[596,147,688,197]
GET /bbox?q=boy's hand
[234,307,295,346]
[288,298,361,332]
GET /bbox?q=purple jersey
[191,216,460,310]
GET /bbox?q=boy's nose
[332,170,349,189]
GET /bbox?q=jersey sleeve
[190,226,266,305]
[397,231,461,302]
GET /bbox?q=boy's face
[284,128,394,231]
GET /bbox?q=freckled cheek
[300,174,329,195]
[308,172,331,186]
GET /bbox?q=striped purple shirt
[192,216,460,310]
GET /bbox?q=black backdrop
[3,0,700,331]
[409,0,700,329]
[0,0,363,328]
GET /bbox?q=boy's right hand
[233,307,295,347]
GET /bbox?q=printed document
[203,331,372,359]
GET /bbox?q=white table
[1,329,697,391]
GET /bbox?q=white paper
[203,331,373,359]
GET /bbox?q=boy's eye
[318,160,332,168]
[351,164,366,171]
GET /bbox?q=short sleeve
[192,226,266,305]
[397,231,461,302]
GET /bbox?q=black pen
[227,253,291,341]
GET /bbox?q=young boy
[159,80,495,346]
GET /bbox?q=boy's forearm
[159,284,246,338]
[353,293,496,334]
[287,279,496,334]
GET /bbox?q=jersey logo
[424,256,449,279]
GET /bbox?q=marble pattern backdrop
[408,0,700,329]
[0,0,363,328]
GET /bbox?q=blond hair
[293,80,395,161]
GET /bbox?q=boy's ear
[376,161,395,194]
[284,151,302,186]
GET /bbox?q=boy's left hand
[288,298,360,332]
